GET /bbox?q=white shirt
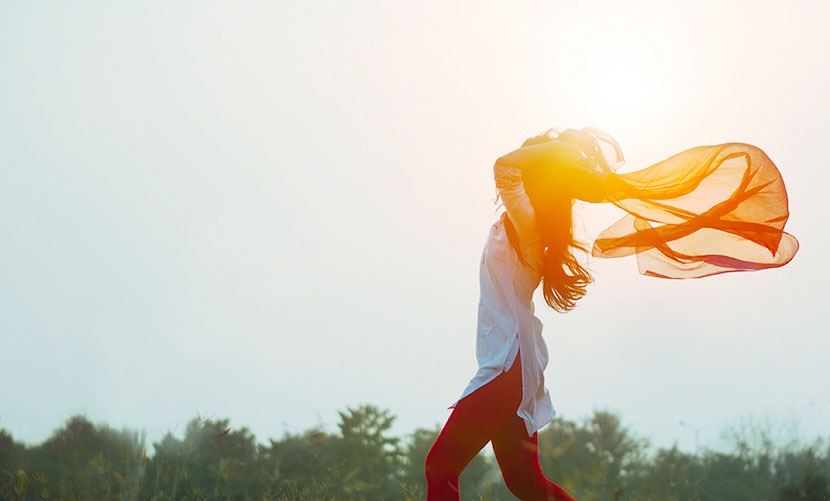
[449,164,555,437]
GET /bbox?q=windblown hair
[502,131,593,313]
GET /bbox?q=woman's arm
[494,164,542,256]
[495,139,592,173]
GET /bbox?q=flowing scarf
[553,127,799,278]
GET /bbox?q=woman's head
[504,129,599,312]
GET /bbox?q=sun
[559,36,662,127]
[586,59,653,121]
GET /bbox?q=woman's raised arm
[493,164,543,261]
[495,139,592,173]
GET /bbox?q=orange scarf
[560,128,798,278]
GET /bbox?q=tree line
[1,404,828,500]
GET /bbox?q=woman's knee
[502,469,550,500]
[423,448,443,479]
[424,445,456,482]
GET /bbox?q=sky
[1,1,828,456]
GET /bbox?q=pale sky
[1,1,828,456]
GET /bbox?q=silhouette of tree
[400,426,439,496]
[266,426,338,496]
[538,410,647,499]
[773,444,830,500]
[1,406,829,499]
[0,429,23,472]
[1,414,146,499]
[146,415,261,498]
[334,404,403,499]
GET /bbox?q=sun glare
[557,33,663,126]
[586,60,653,121]
[599,63,650,114]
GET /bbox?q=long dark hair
[502,134,593,313]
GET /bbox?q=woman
[424,127,798,500]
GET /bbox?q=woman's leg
[424,352,523,500]
[491,415,575,501]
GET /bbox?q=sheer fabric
[550,127,799,278]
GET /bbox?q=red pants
[424,349,575,500]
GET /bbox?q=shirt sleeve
[494,164,543,250]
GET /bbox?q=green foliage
[334,404,402,499]
[1,407,828,500]
[146,414,261,498]
[538,410,647,499]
